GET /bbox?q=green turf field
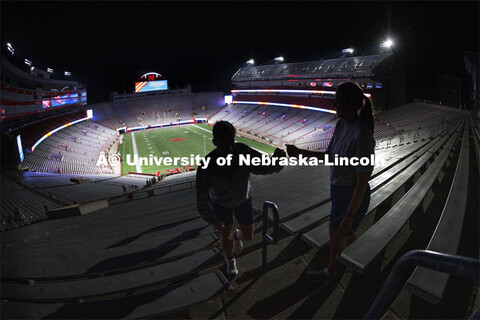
[120,123,276,175]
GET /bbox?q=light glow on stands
[224,95,233,104]
[128,125,149,131]
[342,48,354,54]
[31,116,90,151]
[246,59,254,65]
[172,119,196,125]
[231,89,336,95]
[232,100,337,114]
[274,56,284,62]
[17,135,24,163]
[24,59,32,66]
[47,68,54,73]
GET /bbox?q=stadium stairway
[1,187,231,318]
[2,120,478,319]
[186,120,478,319]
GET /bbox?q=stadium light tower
[24,59,32,66]
[246,59,254,65]
[380,39,394,48]
[274,56,284,63]
[341,48,354,58]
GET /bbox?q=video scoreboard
[135,72,168,93]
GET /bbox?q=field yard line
[191,124,268,155]
[131,131,142,173]
[157,128,183,157]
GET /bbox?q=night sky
[1,1,478,104]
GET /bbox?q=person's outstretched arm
[286,143,331,160]
[246,145,286,175]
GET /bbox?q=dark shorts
[329,183,370,236]
[212,198,254,226]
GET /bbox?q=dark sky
[1,1,479,103]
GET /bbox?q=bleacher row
[1,175,61,231]
[1,188,232,318]
[283,121,472,307]
[91,92,222,130]
[207,102,462,149]
[20,120,119,175]
[292,102,463,151]
[208,103,338,145]
[2,117,476,318]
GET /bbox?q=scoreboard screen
[135,80,168,93]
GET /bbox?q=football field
[120,123,276,175]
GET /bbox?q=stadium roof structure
[231,53,392,82]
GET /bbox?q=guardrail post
[262,201,279,274]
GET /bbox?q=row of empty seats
[21,120,118,175]
[1,175,61,231]
[91,92,223,130]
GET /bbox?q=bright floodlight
[24,59,32,66]
[246,59,254,65]
[7,43,14,55]
[47,68,54,73]
[342,48,354,54]
[274,56,284,62]
[381,39,394,48]
[64,71,71,76]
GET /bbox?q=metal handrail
[364,250,479,319]
[262,201,280,273]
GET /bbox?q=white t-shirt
[329,118,375,186]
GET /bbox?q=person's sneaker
[226,257,238,276]
[232,228,243,254]
[305,268,336,283]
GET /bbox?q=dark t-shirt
[196,142,282,222]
